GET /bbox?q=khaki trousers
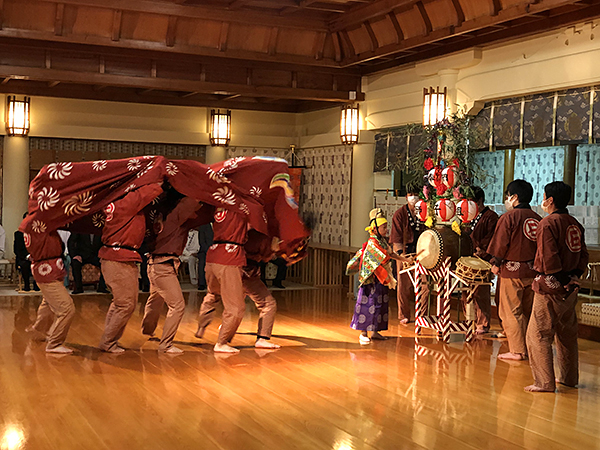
[33,281,75,350]
[197,263,245,345]
[99,260,139,352]
[498,277,534,355]
[142,261,186,350]
[461,285,491,331]
[243,274,277,339]
[396,270,414,321]
[526,291,579,391]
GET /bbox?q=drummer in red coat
[463,187,498,334]
[98,183,164,353]
[487,180,541,361]
[525,182,588,392]
[390,189,424,323]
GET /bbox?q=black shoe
[272,282,285,289]
[71,289,84,295]
[97,288,110,294]
[198,285,207,291]
[33,285,40,292]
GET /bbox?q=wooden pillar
[564,144,577,204]
[350,131,375,248]
[503,147,516,192]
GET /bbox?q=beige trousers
[99,260,139,352]
[33,281,75,350]
[142,261,186,350]
[197,263,245,345]
[498,277,534,355]
[526,291,579,391]
[462,285,491,331]
[243,274,277,339]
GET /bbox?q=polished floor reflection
[1,289,600,450]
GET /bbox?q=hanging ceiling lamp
[340,103,359,145]
[5,95,30,137]
[209,109,231,146]
[423,86,447,126]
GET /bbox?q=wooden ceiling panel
[104,56,153,78]
[253,69,293,88]
[51,50,100,73]
[296,71,334,91]
[395,7,428,40]
[176,18,222,48]
[347,24,373,54]
[156,60,204,82]
[67,6,114,39]
[424,0,460,30]
[204,64,248,86]
[276,29,320,56]
[4,0,55,32]
[459,0,494,20]
[227,23,271,53]
[500,0,525,9]
[120,11,170,43]
[370,15,399,48]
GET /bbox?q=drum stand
[400,258,491,343]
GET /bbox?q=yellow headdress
[365,208,387,232]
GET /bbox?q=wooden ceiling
[0,0,599,112]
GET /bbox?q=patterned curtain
[523,93,554,145]
[469,104,492,150]
[574,144,600,205]
[556,88,591,143]
[297,146,351,246]
[374,133,388,172]
[493,98,521,148]
[472,150,505,204]
[514,147,565,204]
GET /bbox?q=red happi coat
[26,231,67,284]
[207,157,310,262]
[206,208,248,266]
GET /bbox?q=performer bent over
[525,182,588,392]
[142,197,203,354]
[390,189,423,324]
[487,180,541,361]
[196,208,248,354]
[347,209,405,344]
[463,187,498,334]
[99,184,164,353]
[25,231,75,354]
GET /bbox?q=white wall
[363,21,600,129]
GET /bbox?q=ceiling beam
[387,12,404,42]
[450,0,465,26]
[218,22,229,52]
[0,64,364,102]
[36,0,329,31]
[312,32,327,60]
[228,0,250,10]
[415,1,433,34]
[491,0,502,16]
[268,27,279,56]
[330,0,417,31]
[111,10,122,42]
[363,22,379,52]
[54,3,65,36]
[166,16,177,47]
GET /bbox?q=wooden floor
[1,288,600,450]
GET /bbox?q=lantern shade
[423,86,447,126]
[456,199,479,222]
[5,95,30,137]
[435,199,456,222]
[209,109,231,146]
[340,104,359,145]
[414,200,428,222]
[442,166,456,188]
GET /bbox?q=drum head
[458,256,491,270]
[416,229,441,269]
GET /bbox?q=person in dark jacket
[67,232,108,294]
[14,212,39,292]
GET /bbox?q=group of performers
[348,180,588,393]
[22,156,308,356]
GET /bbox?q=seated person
[68,232,108,294]
[260,256,287,289]
[179,229,200,285]
[14,213,39,292]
